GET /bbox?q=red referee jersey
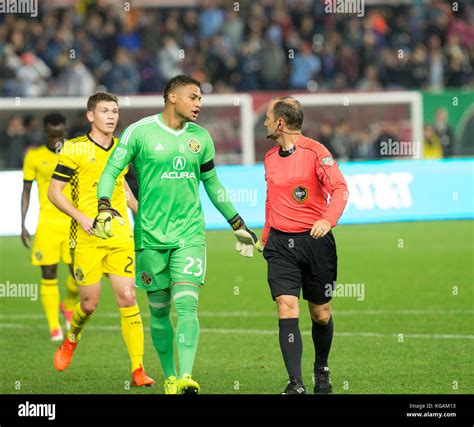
[262,135,348,245]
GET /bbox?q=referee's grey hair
[272,96,304,130]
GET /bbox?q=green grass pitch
[0,220,472,394]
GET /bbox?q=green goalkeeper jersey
[98,113,219,250]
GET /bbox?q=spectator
[0,1,472,96]
[117,19,141,53]
[221,9,244,50]
[423,124,443,159]
[372,122,398,160]
[138,12,162,54]
[24,115,43,147]
[0,55,17,96]
[137,49,165,93]
[357,65,383,90]
[408,44,430,89]
[330,120,350,160]
[238,37,262,91]
[158,36,183,81]
[349,130,376,160]
[429,49,445,90]
[444,33,471,87]
[69,112,91,139]
[260,38,286,90]
[337,45,359,88]
[17,51,51,97]
[105,48,140,94]
[199,0,225,39]
[289,41,321,89]
[317,122,337,157]
[0,115,29,168]
[433,108,455,157]
[54,59,96,96]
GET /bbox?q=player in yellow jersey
[21,113,79,342]
[47,92,154,386]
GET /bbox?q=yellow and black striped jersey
[52,134,132,248]
[23,145,71,225]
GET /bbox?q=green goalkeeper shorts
[135,243,206,291]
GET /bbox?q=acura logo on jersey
[161,155,195,179]
[173,156,186,170]
[292,186,308,203]
[161,171,196,179]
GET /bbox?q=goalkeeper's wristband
[228,214,245,231]
[97,196,123,219]
[98,197,112,211]
[228,214,259,241]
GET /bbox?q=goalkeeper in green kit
[95,75,261,394]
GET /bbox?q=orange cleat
[131,366,155,387]
[54,338,77,371]
[60,303,73,329]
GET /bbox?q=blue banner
[200,159,474,229]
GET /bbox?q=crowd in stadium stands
[0,0,471,166]
[315,107,454,162]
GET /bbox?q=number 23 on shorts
[183,256,204,277]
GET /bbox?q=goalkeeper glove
[92,197,124,239]
[228,214,263,257]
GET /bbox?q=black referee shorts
[262,228,338,305]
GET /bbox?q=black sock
[278,318,303,383]
[312,316,334,369]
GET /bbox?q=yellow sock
[62,274,79,311]
[119,305,144,372]
[40,279,60,332]
[67,302,93,343]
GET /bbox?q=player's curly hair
[164,75,201,103]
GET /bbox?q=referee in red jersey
[262,97,348,394]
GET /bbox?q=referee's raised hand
[310,220,331,239]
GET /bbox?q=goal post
[294,91,423,153]
[254,91,424,161]
[1,91,423,166]
[0,94,255,165]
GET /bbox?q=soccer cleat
[313,366,332,394]
[131,366,155,387]
[54,338,77,371]
[281,377,307,394]
[60,302,72,329]
[164,375,179,394]
[178,373,200,394]
[50,328,64,342]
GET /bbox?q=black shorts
[262,228,338,305]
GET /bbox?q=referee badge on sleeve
[321,156,334,166]
[292,186,308,203]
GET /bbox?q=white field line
[0,309,473,320]
[0,322,473,340]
